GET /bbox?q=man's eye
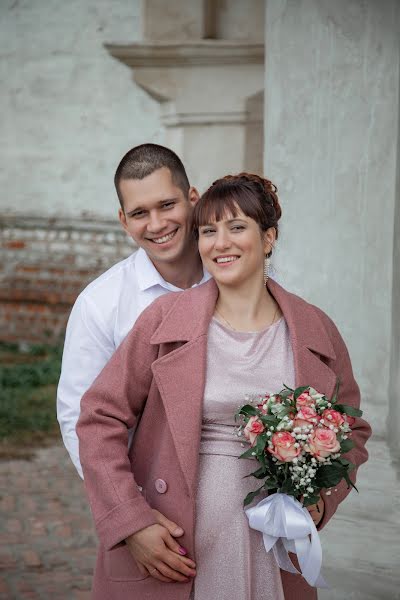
[162,202,175,209]
[131,211,145,218]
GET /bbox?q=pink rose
[268,432,301,463]
[296,391,315,409]
[306,428,340,462]
[321,409,344,428]
[243,416,264,446]
[294,406,320,429]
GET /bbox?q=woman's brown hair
[193,173,282,239]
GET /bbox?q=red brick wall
[0,216,135,345]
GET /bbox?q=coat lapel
[150,281,218,497]
[268,280,338,400]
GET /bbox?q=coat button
[155,479,168,494]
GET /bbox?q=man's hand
[125,515,196,583]
[306,497,325,527]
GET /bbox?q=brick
[4,240,26,249]
[22,551,42,568]
[5,519,22,533]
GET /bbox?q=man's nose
[147,211,166,233]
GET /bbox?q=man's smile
[147,229,179,244]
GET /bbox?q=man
[57,143,209,477]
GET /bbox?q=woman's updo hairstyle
[193,172,282,242]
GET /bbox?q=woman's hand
[306,497,325,527]
[125,523,197,583]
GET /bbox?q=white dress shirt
[57,247,210,477]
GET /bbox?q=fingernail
[174,527,184,536]
[178,546,187,555]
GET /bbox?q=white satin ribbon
[245,493,328,588]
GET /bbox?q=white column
[264,0,400,436]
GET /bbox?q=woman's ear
[263,227,277,256]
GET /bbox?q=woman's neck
[215,279,281,332]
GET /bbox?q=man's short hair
[114,143,190,209]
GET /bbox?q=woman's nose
[214,230,231,250]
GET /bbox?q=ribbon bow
[245,493,328,588]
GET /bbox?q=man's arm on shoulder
[57,294,115,477]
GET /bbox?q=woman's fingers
[146,565,174,583]
[152,509,184,537]
[162,530,197,572]
[152,561,191,583]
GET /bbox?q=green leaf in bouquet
[314,464,345,488]
[264,477,278,490]
[278,387,294,400]
[244,465,267,479]
[255,433,268,454]
[243,485,264,507]
[282,384,295,393]
[238,404,259,417]
[294,385,310,401]
[343,470,359,492]
[279,478,293,494]
[302,493,321,507]
[239,446,256,459]
[260,414,279,425]
[334,404,363,417]
[340,438,355,453]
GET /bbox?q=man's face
[118,167,199,267]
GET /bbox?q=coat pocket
[105,543,150,582]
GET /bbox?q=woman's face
[198,207,275,288]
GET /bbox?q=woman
[77,173,371,600]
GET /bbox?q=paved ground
[0,436,399,599]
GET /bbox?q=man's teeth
[216,256,239,264]
[152,231,176,244]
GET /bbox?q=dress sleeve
[76,302,163,550]
[315,309,372,530]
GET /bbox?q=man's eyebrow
[126,197,179,216]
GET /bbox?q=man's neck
[151,248,204,290]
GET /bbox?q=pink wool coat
[77,279,371,600]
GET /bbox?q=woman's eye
[232,225,245,231]
[200,228,215,235]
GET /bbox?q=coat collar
[151,278,336,361]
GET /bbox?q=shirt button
[155,479,168,494]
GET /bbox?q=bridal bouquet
[235,382,362,587]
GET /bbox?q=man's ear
[118,207,129,232]
[188,186,200,207]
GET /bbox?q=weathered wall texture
[0,0,159,342]
[264,0,400,435]
[0,0,161,219]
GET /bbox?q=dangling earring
[264,255,270,286]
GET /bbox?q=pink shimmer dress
[190,316,295,600]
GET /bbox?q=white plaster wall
[264,0,400,434]
[0,0,162,219]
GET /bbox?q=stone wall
[0,217,134,344]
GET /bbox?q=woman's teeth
[152,230,177,244]
[215,256,239,264]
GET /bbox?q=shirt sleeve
[57,294,115,478]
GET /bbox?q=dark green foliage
[0,343,62,442]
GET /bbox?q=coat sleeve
[76,300,164,551]
[315,308,372,530]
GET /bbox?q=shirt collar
[135,247,211,292]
